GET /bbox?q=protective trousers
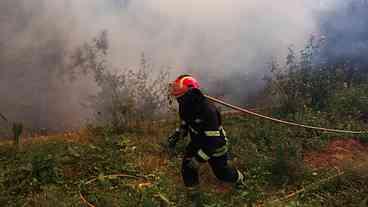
[181,143,240,187]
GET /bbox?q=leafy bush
[327,85,368,120]
[70,31,171,133]
[31,154,62,185]
[265,36,368,117]
[268,142,306,186]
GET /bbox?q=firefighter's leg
[181,145,204,207]
[186,185,203,207]
[208,153,245,185]
[182,143,201,187]
[182,157,204,207]
[182,156,200,187]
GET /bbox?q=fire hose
[79,95,367,206]
[205,95,368,134]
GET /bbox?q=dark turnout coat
[177,89,228,159]
[176,89,242,187]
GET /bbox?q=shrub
[327,85,368,121]
[264,36,368,117]
[70,31,171,133]
[268,142,306,186]
[31,153,62,185]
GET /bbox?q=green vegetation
[1,34,368,206]
[1,113,367,206]
[70,31,170,134]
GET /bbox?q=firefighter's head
[170,74,200,99]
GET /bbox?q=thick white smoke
[0,0,319,132]
[68,0,317,74]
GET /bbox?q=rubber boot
[187,186,203,207]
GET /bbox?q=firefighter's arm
[167,120,188,148]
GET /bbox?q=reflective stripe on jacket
[178,90,229,157]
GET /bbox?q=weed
[31,153,62,185]
[268,143,305,186]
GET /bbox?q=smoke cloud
[317,0,368,67]
[0,0,319,132]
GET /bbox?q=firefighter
[167,74,245,207]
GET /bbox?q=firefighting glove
[167,130,181,149]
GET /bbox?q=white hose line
[205,95,367,134]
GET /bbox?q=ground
[304,139,368,170]
[1,119,368,207]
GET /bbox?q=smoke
[0,0,319,132]
[0,0,95,132]
[316,0,368,68]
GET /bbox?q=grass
[0,115,368,206]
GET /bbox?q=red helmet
[170,75,200,98]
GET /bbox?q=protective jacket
[177,89,228,160]
[168,75,244,190]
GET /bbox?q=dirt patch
[304,139,368,169]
